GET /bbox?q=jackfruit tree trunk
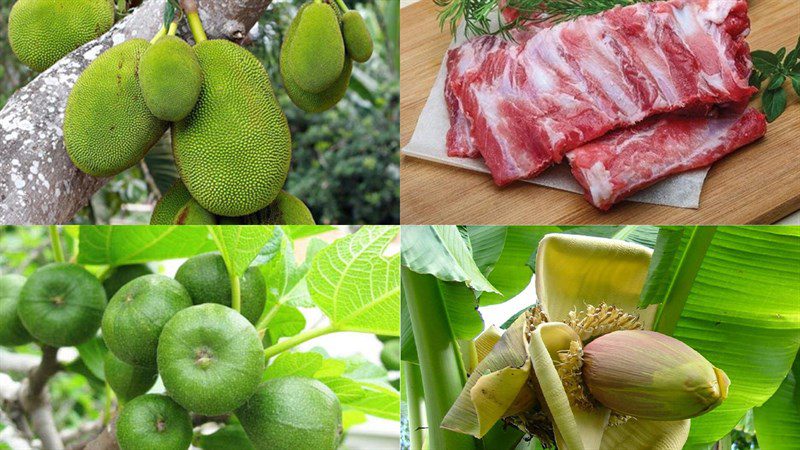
[0,0,273,224]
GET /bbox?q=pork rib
[567,107,766,210]
[445,0,756,186]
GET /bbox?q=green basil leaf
[784,47,799,69]
[775,47,786,63]
[767,74,786,91]
[762,88,787,123]
[749,70,764,89]
[751,50,780,74]
[791,75,800,97]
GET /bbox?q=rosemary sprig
[436,0,649,38]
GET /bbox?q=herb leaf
[751,50,781,74]
[761,88,787,123]
[767,74,786,91]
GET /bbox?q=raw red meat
[445,0,756,186]
[567,107,766,210]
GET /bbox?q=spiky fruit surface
[285,2,345,93]
[173,199,216,225]
[236,191,316,225]
[173,40,291,217]
[151,179,191,224]
[102,264,153,298]
[139,36,203,122]
[174,253,266,325]
[0,274,33,346]
[281,3,351,113]
[8,0,114,72]
[101,274,192,367]
[18,263,106,347]
[236,377,343,450]
[582,330,729,420]
[116,394,192,450]
[64,39,168,177]
[342,11,373,63]
[103,351,157,403]
[157,304,264,415]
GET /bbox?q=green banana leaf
[648,226,800,446]
[753,351,800,449]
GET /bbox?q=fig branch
[263,324,337,360]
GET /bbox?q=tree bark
[0,0,273,224]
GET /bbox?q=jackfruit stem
[150,27,167,44]
[167,21,179,36]
[333,0,350,12]
[186,11,207,43]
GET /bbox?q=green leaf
[749,70,764,89]
[281,225,336,240]
[472,226,548,306]
[263,351,324,380]
[76,336,107,382]
[767,74,786,91]
[78,226,216,265]
[785,47,799,69]
[209,226,275,276]
[439,280,485,340]
[401,226,498,293]
[466,226,507,272]
[307,226,400,334]
[347,387,400,421]
[195,422,255,450]
[775,47,787,63]
[318,376,366,404]
[753,353,800,449]
[260,235,312,309]
[762,87,788,122]
[668,227,800,446]
[751,50,780,74]
[265,301,306,342]
[791,74,800,97]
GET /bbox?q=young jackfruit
[150,179,215,225]
[173,39,291,217]
[282,3,351,113]
[64,39,168,177]
[285,2,345,93]
[234,191,316,225]
[342,11,373,63]
[139,36,203,122]
[8,0,114,72]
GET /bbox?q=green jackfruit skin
[281,5,351,113]
[8,0,114,72]
[0,274,34,346]
[64,39,168,177]
[151,179,192,224]
[173,199,216,225]
[101,274,192,367]
[18,263,106,347]
[236,377,343,450]
[174,253,266,325]
[139,36,203,122]
[239,191,316,225]
[173,39,291,217]
[157,304,264,415]
[286,2,345,93]
[342,11,373,63]
[104,351,158,403]
[116,394,192,450]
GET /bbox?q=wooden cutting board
[400,0,800,224]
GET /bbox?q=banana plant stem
[263,324,336,360]
[402,268,477,450]
[48,226,64,263]
[403,361,425,450]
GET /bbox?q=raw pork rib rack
[444,0,767,210]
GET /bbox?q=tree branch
[0,0,274,224]
[18,346,63,450]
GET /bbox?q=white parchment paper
[401,23,710,209]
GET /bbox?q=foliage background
[0,0,400,225]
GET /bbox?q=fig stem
[230,272,241,313]
[48,226,64,263]
[263,324,336,360]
